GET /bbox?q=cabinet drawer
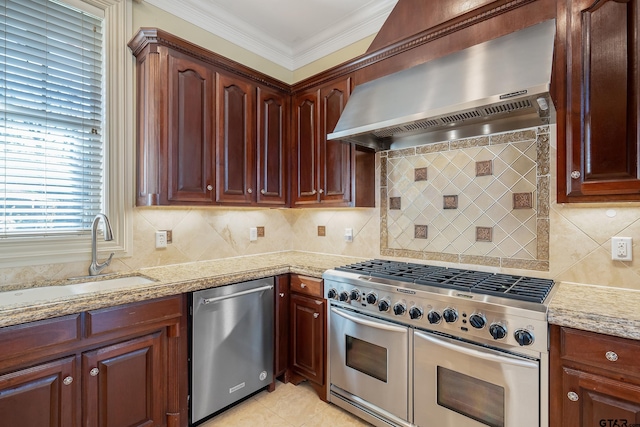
[85,295,183,338]
[0,315,81,363]
[290,274,323,298]
[560,327,640,375]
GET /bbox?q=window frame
[0,0,134,268]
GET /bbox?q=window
[0,0,133,267]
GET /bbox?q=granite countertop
[548,281,640,340]
[0,251,366,329]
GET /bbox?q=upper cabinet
[292,77,375,207]
[556,0,640,202]
[128,29,289,207]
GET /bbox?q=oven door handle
[415,330,538,369]
[331,307,408,333]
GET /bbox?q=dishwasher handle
[201,284,273,305]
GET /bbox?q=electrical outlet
[344,228,353,242]
[155,231,168,249]
[611,237,632,261]
[249,227,258,241]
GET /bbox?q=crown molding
[144,0,396,71]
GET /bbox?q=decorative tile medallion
[476,160,493,176]
[414,167,428,181]
[476,227,493,242]
[317,226,326,237]
[513,192,533,209]
[415,225,428,239]
[389,197,402,210]
[443,195,458,209]
[257,226,265,237]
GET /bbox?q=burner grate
[334,260,554,304]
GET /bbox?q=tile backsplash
[380,126,550,271]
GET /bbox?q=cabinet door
[274,275,290,379]
[166,52,215,204]
[0,357,76,427]
[216,73,256,204]
[319,78,353,205]
[82,332,165,427]
[257,87,287,206]
[558,0,640,202]
[292,90,320,205]
[290,293,325,385]
[561,366,640,427]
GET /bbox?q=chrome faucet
[89,213,114,276]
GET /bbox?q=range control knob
[339,291,350,302]
[393,302,406,316]
[366,292,378,305]
[378,299,390,312]
[514,329,534,346]
[409,306,424,320]
[327,289,338,300]
[489,323,507,340]
[443,308,458,323]
[350,289,361,302]
[469,313,486,329]
[427,310,442,324]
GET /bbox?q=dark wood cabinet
[550,325,640,427]
[288,274,326,401]
[274,275,290,382]
[556,0,640,202]
[0,295,187,427]
[257,87,288,206]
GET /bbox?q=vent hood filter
[328,19,556,150]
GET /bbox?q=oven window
[345,335,387,382]
[437,367,504,427]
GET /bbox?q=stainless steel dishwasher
[190,277,274,425]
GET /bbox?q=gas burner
[335,259,553,304]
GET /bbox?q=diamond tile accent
[443,195,458,209]
[476,160,493,176]
[476,227,493,242]
[317,226,326,236]
[389,197,402,210]
[414,225,428,239]
[414,167,428,181]
[513,192,533,209]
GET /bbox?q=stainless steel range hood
[328,19,556,151]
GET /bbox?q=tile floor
[200,380,372,426]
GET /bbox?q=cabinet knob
[260,189,266,195]
[63,376,73,386]
[279,292,285,297]
[319,189,324,194]
[90,368,99,377]
[206,185,213,191]
[605,351,618,362]
[567,391,579,402]
[300,283,306,288]
[311,189,317,195]
[313,312,319,319]
[570,170,581,179]
[247,188,253,194]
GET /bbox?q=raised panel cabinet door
[166,52,215,204]
[292,90,321,205]
[561,366,640,427]
[216,73,256,204]
[0,356,77,427]
[558,0,640,201]
[274,275,290,379]
[319,78,353,205]
[290,293,325,385]
[82,331,165,427]
[257,87,287,206]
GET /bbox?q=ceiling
[144,0,397,71]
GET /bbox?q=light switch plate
[249,227,258,241]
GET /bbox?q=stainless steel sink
[0,275,156,306]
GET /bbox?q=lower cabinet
[274,274,290,383]
[550,325,640,427]
[288,274,327,401]
[0,295,187,427]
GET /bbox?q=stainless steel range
[322,259,556,427]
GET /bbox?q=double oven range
[322,259,556,427]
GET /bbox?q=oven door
[329,306,410,422]
[413,329,539,427]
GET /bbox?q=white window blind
[0,0,104,237]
